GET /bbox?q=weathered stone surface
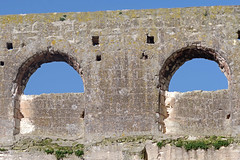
[0,5,240,159]
[145,144,240,160]
[162,90,231,136]
[1,140,240,160]
[0,151,55,160]
[20,94,85,139]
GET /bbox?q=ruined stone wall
[0,6,240,149]
[163,90,231,136]
[20,93,85,139]
[1,138,240,160]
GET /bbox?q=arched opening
[24,62,84,95]
[158,46,231,133]
[169,58,228,92]
[159,46,231,91]
[12,49,83,135]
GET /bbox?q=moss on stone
[0,148,8,152]
[94,135,153,146]
[11,138,84,160]
[157,136,234,151]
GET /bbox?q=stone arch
[12,48,83,135]
[159,46,231,91]
[158,46,231,133]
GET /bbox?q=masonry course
[0,5,240,159]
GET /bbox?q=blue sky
[1,0,238,94]
[169,59,228,92]
[24,62,85,94]
[0,0,239,15]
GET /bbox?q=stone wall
[20,94,85,139]
[1,139,240,160]
[145,143,240,160]
[0,5,239,155]
[162,90,232,136]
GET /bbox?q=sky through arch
[169,59,228,92]
[24,62,84,95]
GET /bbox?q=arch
[158,46,231,133]
[24,62,84,95]
[12,49,83,135]
[14,49,82,95]
[168,59,228,92]
[159,46,231,91]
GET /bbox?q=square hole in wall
[147,36,154,44]
[6,42,13,50]
[140,52,148,60]
[237,30,240,40]
[92,36,99,46]
[0,61,4,66]
[96,55,101,61]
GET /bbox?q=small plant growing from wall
[75,150,84,157]
[204,10,208,16]
[0,148,8,152]
[157,136,234,151]
[12,138,85,160]
[44,145,84,160]
[55,148,73,160]
[157,139,171,148]
[59,15,67,21]
[45,147,54,154]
